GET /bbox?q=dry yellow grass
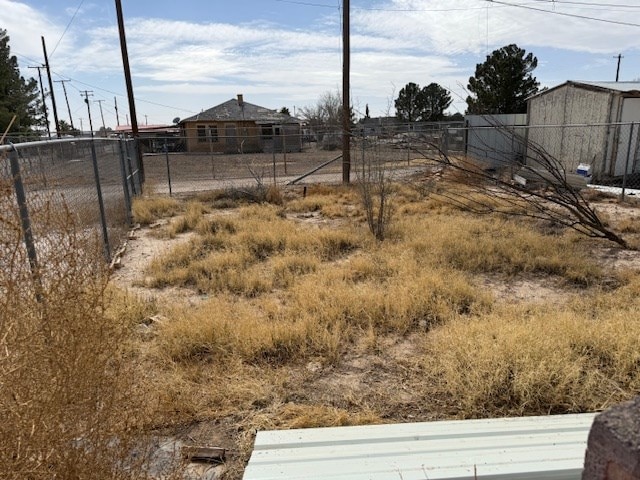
[132,195,182,225]
[10,180,640,480]
[424,281,640,417]
[0,186,182,479]
[398,213,602,285]
[145,204,362,295]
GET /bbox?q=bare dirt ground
[109,193,640,479]
[142,144,428,195]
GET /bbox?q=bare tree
[355,140,395,241]
[298,90,343,127]
[409,126,629,248]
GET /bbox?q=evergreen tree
[0,29,42,134]
[395,82,422,122]
[466,44,540,114]
[421,83,452,121]
[395,82,452,122]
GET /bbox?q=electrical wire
[273,0,338,8]
[272,0,544,12]
[530,0,640,7]
[485,0,640,26]
[50,0,85,59]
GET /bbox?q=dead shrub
[0,184,177,479]
[355,152,395,241]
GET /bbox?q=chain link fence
[0,137,141,263]
[462,122,640,194]
[5,120,635,260]
[139,121,464,193]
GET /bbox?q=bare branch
[408,125,629,248]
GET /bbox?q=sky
[1,0,639,130]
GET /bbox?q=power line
[50,0,86,58]
[486,0,640,26]
[273,0,338,8]
[15,50,197,115]
[272,0,535,11]
[530,0,640,8]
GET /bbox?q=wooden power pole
[54,79,75,132]
[41,36,61,138]
[615,54,623,82]
[28,65,50,139]
[115,0,144,182]
[342,0,350,184]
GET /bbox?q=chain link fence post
[621,122,635,201]
[128,140,142,194]
[89,138,111,262]
[8,144,42,301]
[120,139,141,197]
[117,139,133,227]
[164,139,172,196]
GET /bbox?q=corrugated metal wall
[527,85,612,176]
[465,114,528,169]
[244,413,596,480]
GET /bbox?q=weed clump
[423,292,640,418]
[0,185,174,479]
[132,195,182,225]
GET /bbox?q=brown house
[180,95,302,154]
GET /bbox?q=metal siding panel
[465,115,527,168]
[244,414,596,480]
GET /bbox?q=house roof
[181,98,301,124]
[114,124,178,133]
[529,80,640,100]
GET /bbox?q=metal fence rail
[0,137,141,262]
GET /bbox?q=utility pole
[41,36,61,138]
[614,54,623,82]
[28,65,50,139]
[114,96,120,126]
[342,0,350,184]
[54,79,75,132]
[94,99,107,136]
[79,117,83,135]
[115,0,144,182]
[144,114,148,125]
[81,91,94,133]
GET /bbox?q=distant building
[358,116,398,137]
[179,95,302,154]
[526,81,640,181]
[114,124,181,152]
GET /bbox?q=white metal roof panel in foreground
[243,413,597,480]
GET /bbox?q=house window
[197,125,206,142]
[208,125,218,142]
[197,125,219,142]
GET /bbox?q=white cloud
[2,0,639,126]
[0,0,65,61]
